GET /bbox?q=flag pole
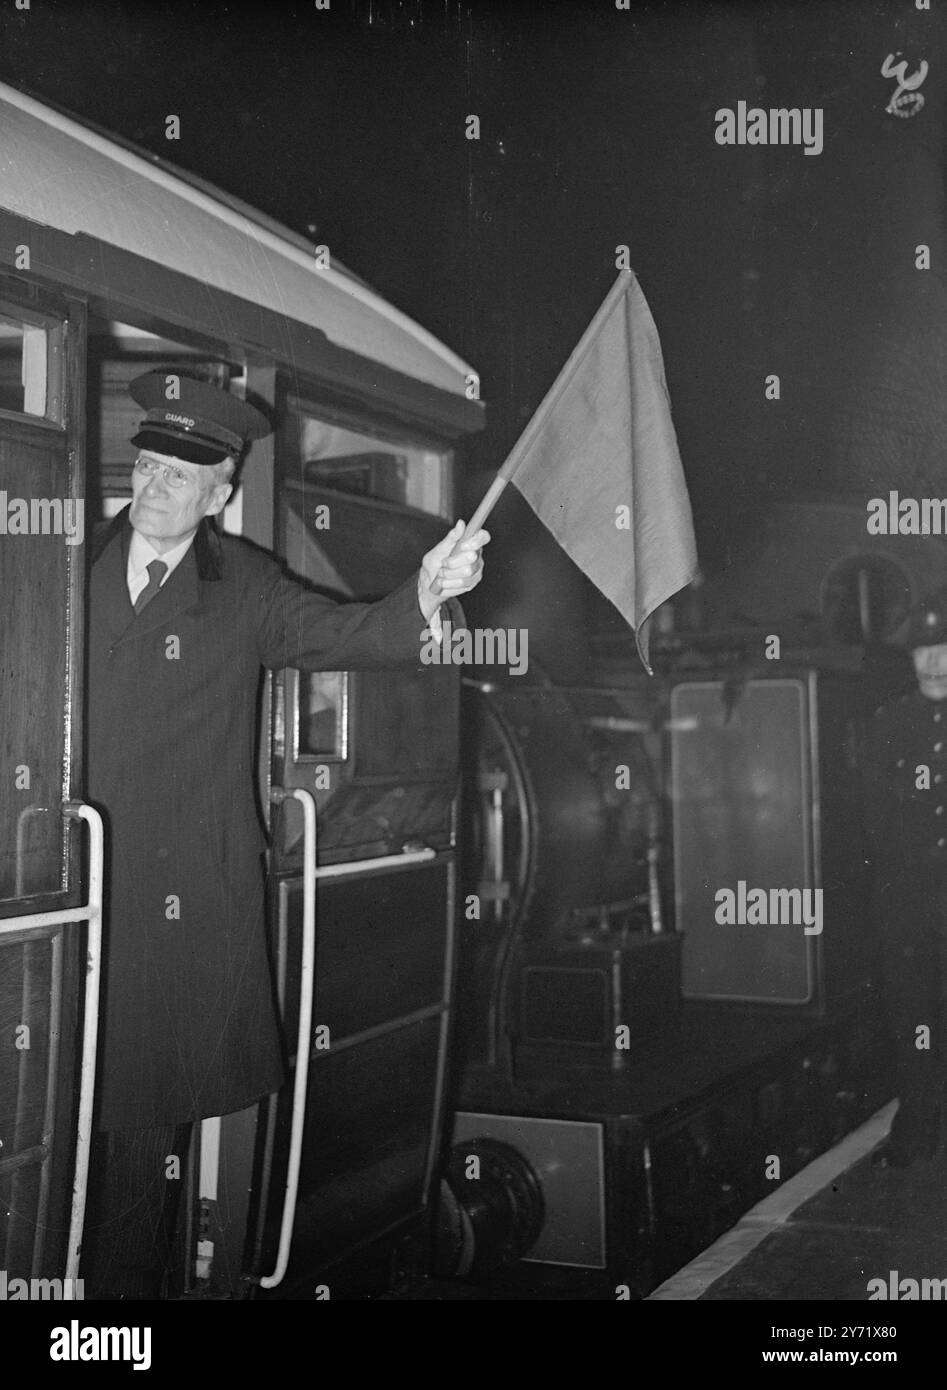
[432,270,633,593]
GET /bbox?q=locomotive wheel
[437,1137,545,1278]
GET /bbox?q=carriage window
[294,670,348,760]
[285,396,452,519]
[0,312,63,424]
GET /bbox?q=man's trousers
[80,1123,192,1300]
[876,876,947,1144]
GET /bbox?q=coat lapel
[93,507,222,648]
[92,515,136,645]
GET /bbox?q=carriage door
[0,280,88,1282]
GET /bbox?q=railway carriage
[0,79,482,1298]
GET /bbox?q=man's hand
[418,520,490,623]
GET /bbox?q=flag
[507,271,698,672]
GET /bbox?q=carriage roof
[0,80,475,403]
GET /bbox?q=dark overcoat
[860,687,947,1112]
[862,689,947,920]
[861,690,947,1015]
[88,507,431,1130]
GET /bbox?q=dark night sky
[1,0,943,655]
[0,0,730,439]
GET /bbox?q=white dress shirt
[127,529,196,607]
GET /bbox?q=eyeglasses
[134,456,196,490]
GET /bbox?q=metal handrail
[313,846,435,879]
[258,787,316,1290]
[252,815,437,1289]
[0,801,104,1294]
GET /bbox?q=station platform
[648,1101,947,1301]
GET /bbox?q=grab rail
[0,802,104,1293]
[254,805,438,1289]
[258,787,316,1290]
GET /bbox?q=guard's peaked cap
[129,371,271,467]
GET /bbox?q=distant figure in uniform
[863,586,947,1167]
[82,371,489,1296]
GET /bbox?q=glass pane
[0,1161,43,1276]
[295,671,346,759]
[285,398,450,518]
[0,315,49,419]
[0,935,56,1155]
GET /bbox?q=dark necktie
[134,559,168,615]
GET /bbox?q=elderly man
[864,587,947,1168]
[82,371,488,1296]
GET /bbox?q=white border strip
[646,1100,898,1300]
